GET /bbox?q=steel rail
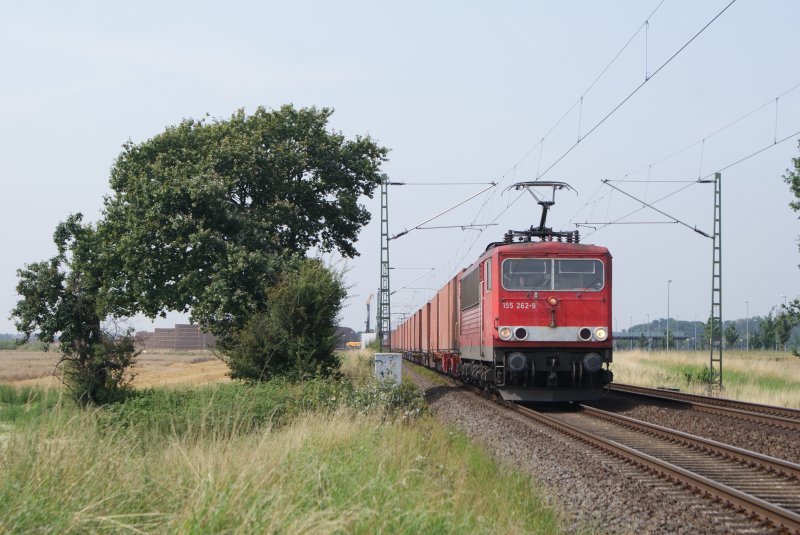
[610,383,800,431]
[578,405,800,480]
[515,403,800,534]
[404,361,800,533]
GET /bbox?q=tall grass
[611,349,800,407]
[0,370,560,533]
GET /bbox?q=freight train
[390,182,613,401]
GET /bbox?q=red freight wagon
[421,303,431,353]
[429,294,439,351]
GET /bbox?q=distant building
[335,326,359,348]
[135,324,216,350]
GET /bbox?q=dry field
[611,349,800,408]
[0,349,229,388]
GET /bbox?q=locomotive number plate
[502,301,537,310]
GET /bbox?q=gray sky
[1,0,798,336]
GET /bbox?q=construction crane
[365,294,373,333]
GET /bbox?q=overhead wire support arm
[389,182,496,240]
[390,268,436,296]
[391,181,497,186]
[601,179,711,238]
[579,221,680,225]
[416,223,498,231]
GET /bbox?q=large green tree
[102,105,387,335]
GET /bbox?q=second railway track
[609,383,800,432]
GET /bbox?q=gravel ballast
[405,364,777,534]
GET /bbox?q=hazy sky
[1,0,798,336]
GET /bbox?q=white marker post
[374,353,402,386]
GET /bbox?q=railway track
[519,402,800,533]
[610,383,800,432]
[550,405,800,530]
[408,363,800,533]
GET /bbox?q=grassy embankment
[0,351,560,534]
[611,349,800,408]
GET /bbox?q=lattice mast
[708,172,723,392]
[377,176,391,351]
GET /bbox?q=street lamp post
[667,280,672,351]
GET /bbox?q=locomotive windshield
[502,258,603,291]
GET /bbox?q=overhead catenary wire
[390,269,435,296]
[391,182,497,186]
[581,126,800,238]
[391,0,741,318]
[610,80,800,182]
[601,180,711,237]
[704,128,800,178]
[569,80,800,230]
[581,180,701,238]
[536,0,738,181]
[580,221,680,225]
[498,0,669,181]
[428,0,674,280]
[389,182,496,240]
[416,224,498,231]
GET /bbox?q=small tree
[783,141,800,257]
[782,145,799,329]
[753,314,775,350]
[12,215,137,404]
[703,315,721,347]
[724,321,739,349]
[776,311,793,352]
[221,258,346,381]
[638,333,649,349]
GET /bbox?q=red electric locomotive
[391,182,613,401]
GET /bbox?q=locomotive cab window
[502,259,551,291]
[502,258,603,291]
[555,259,604,291]
[485,259,492,291]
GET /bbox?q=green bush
[98,375,427,442]
[60,333,138,405]
[0,339,48,351]
[221,258,346,381]
[683,365,713,385]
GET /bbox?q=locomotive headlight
[498,326,513,340]
[594,327,608,341]
[547,296,558,306]
[583,352,603,373]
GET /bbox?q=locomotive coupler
[547,357,558,388]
